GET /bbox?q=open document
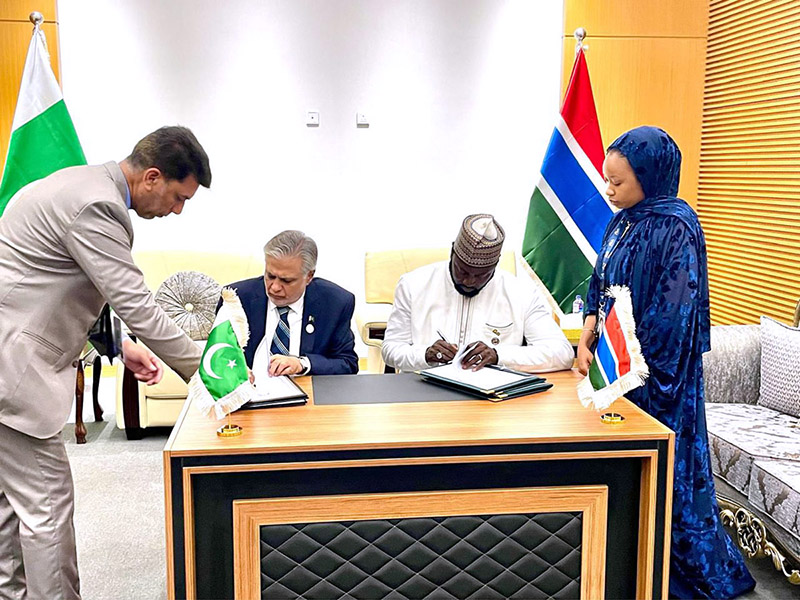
[239,355,308,410]
[239,375,307,410]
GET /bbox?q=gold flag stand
[600,412,625,424]
[217,413,243,437]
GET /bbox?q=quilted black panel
[260,512,582,599]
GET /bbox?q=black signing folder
[418,363,552,402]
[237,375,308,410]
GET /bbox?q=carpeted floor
[65,420,170,600]
[62,382,800,600]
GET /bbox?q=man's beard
[453,281,482,297]
[449,263,492,297]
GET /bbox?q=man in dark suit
[228,230,358,379]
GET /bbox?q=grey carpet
[65,420,170,600]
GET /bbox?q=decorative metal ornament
[600,412,625,424]
[491,337,500,345]
[217,414,242,437]
[217,423,243,437]
[154,271,221,341]
[719,496,800,584]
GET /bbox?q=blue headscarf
[601,125,710,352]
[607,125,681,199]
[604,125,703,233]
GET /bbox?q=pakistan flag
[190,288,255,420]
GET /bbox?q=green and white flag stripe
[190,288,255,420]
[0,25,85,215]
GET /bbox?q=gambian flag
[189,288,255,420]
[577,285,649,410]
[522,47,613,314]
[0,21,86,216]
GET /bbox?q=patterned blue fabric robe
[586,127,755,599]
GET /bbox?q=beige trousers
[0,422,80,599]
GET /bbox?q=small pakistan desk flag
[577,285,649,411]
[190,288,255,420]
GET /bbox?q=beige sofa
[354,248,517,373]
[115,251,263,438]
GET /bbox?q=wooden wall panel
[562,0,708,206]
[697,0,800,325]
[0,1,59,174]
[560,37,706,206]
[564,0,708,38]
[0,1,57,21]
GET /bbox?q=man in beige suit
[0,126,210,599]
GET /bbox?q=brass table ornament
[601,412,625,424]
[217,415,243,437]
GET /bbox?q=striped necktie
[270,306,291,355]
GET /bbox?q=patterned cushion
[758,316,800,417]
[706,403,800,494]
[154,271,221,341]
[703,324,760,405]
[749,460,800,547]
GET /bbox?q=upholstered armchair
[115,251,263,439]
[354,248,517,373]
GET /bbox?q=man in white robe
[382,214,573,373]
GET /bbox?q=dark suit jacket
[227,276,358,375]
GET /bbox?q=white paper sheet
[252,374,304,401]
[424,361,531,392]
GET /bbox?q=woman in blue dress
[577,126,756,599]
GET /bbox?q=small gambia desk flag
[0,15,86,216]
[577,285,649,411]
[189,288,255,420]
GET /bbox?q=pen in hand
[428,328,457,365]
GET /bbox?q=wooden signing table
[164,371,673,600]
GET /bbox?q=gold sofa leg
[718,495,800,585]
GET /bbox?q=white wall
[58,0,563,351]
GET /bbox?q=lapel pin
[306,315,315,334]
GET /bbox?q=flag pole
[574,27,587,55]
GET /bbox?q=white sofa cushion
[759,316,800,417]
[706,403,800,494]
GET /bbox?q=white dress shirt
[381,261,574,373]
[252,294,307,385]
